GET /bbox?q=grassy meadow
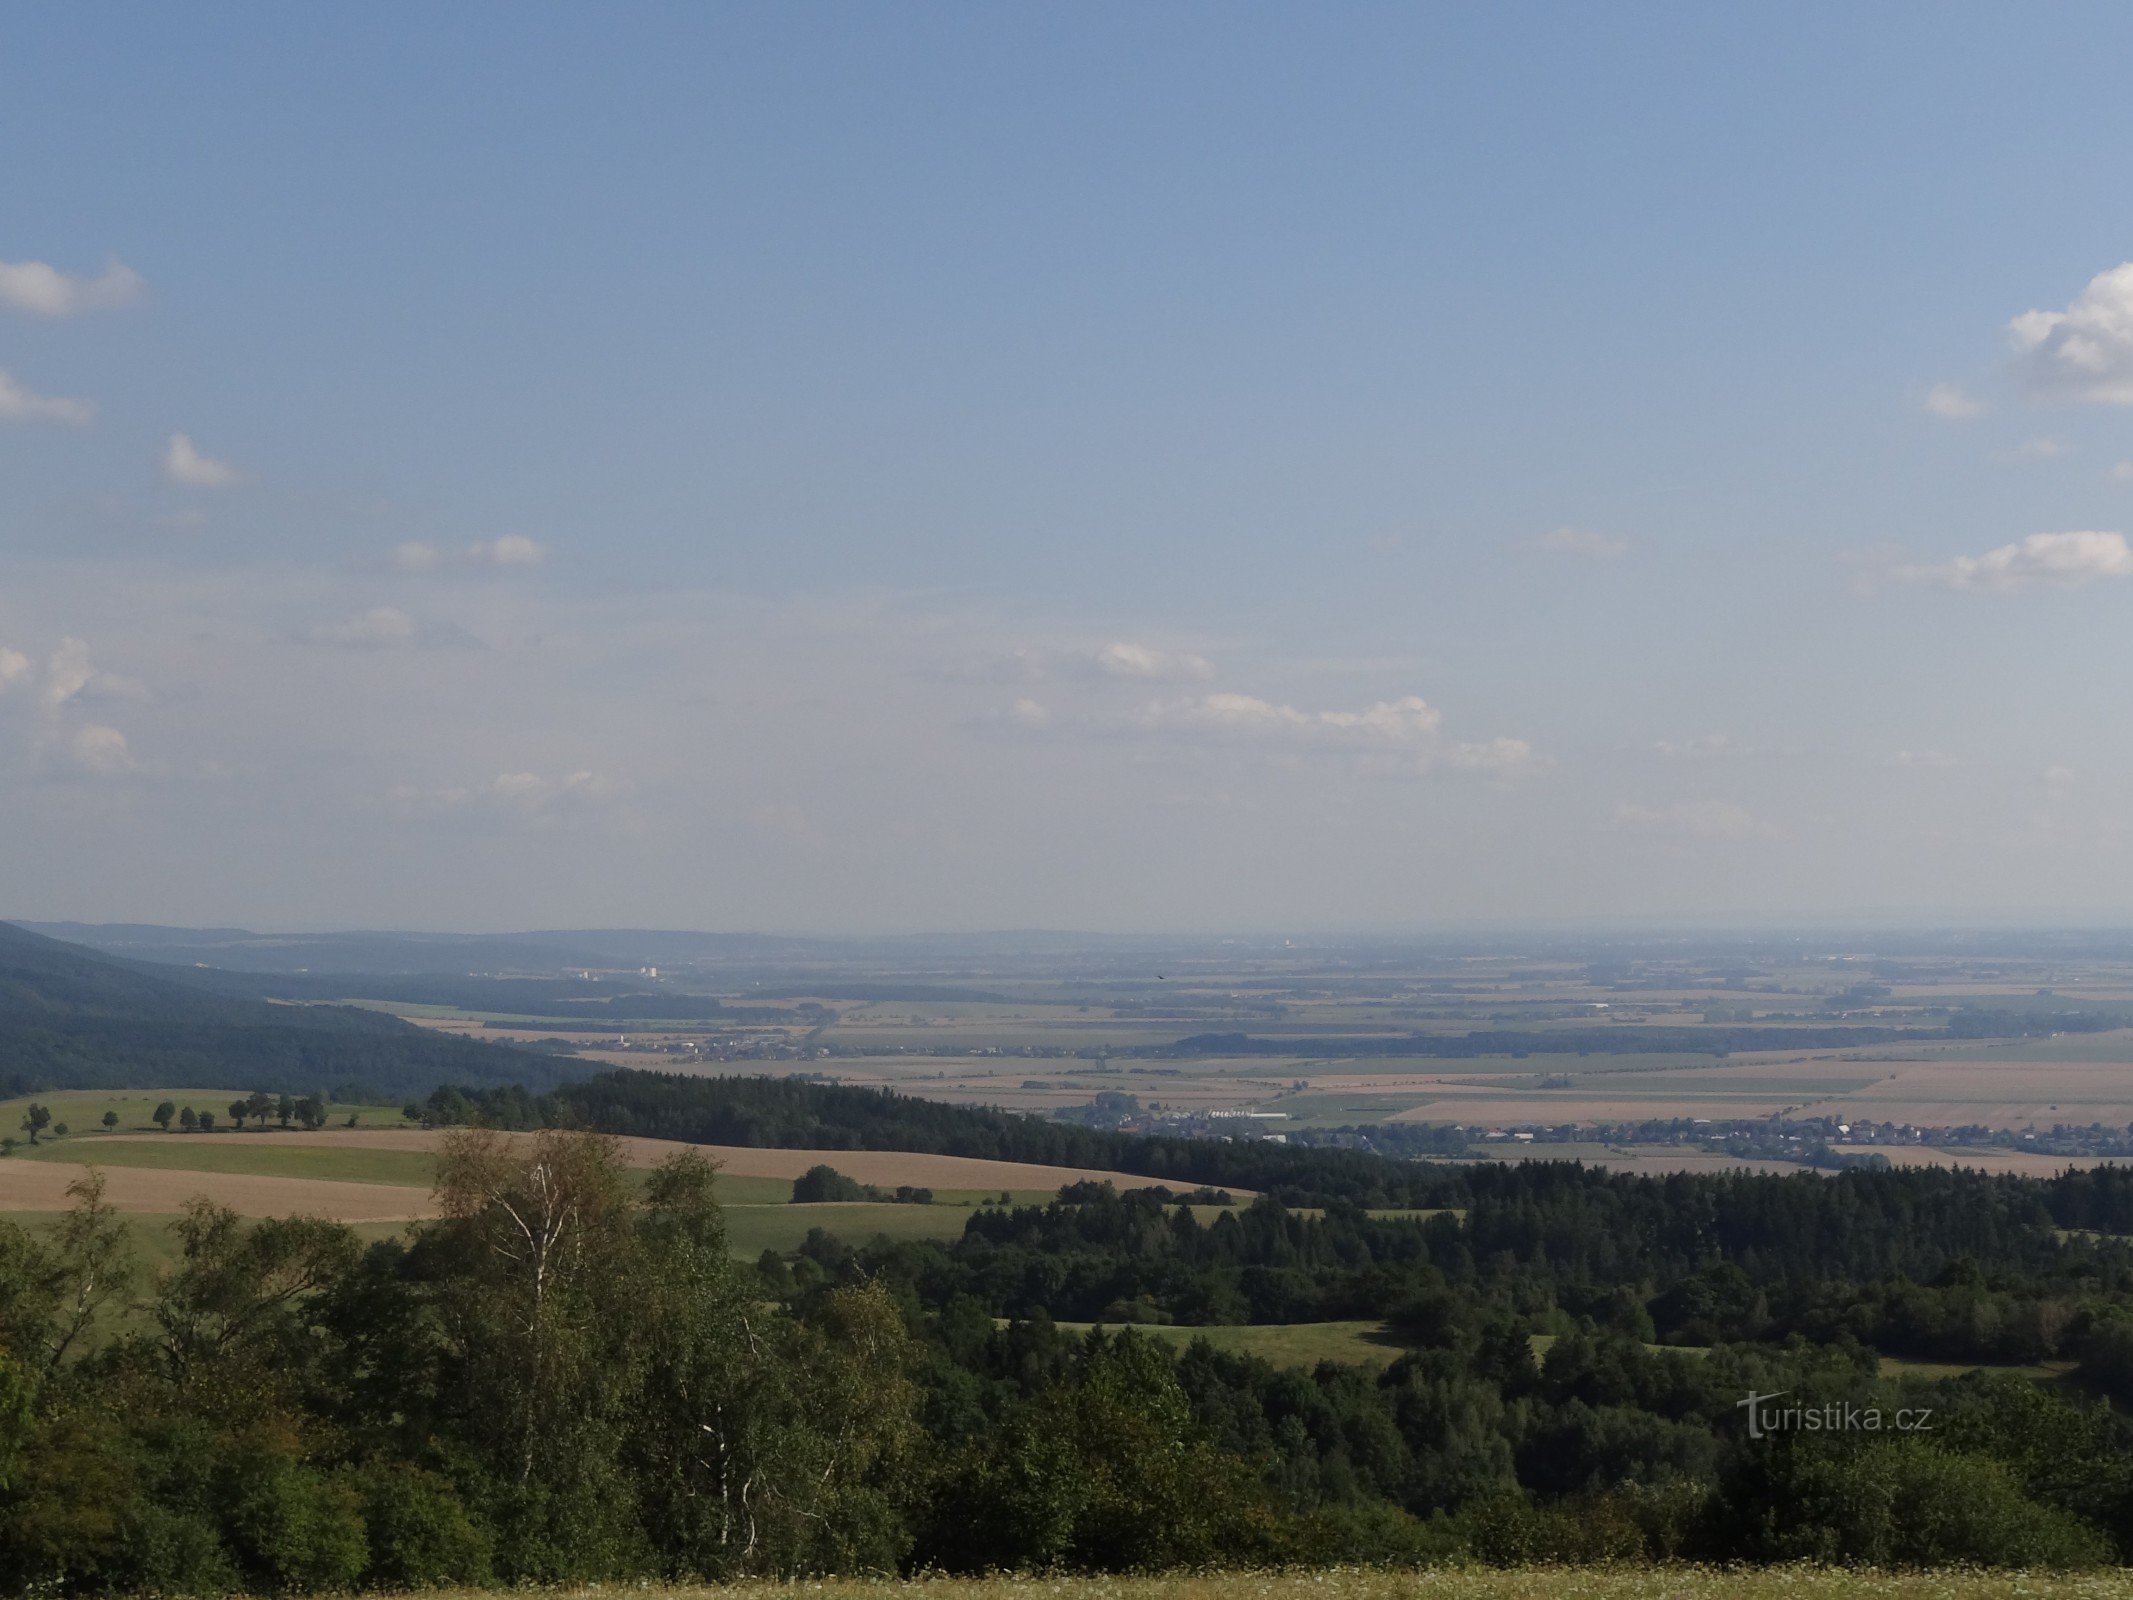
[1048,1318,1405,1369]
[398,1571,2133,1600]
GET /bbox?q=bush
[219,1443,370,1592]
[352,1462,493,1588]
[1731,1438,2113,1568]
[793,1164,870,1203]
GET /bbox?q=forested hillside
[0,923,568,1100]
[9,1133,2133,1590]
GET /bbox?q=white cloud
[1922,382,1984,420]
[396,769,624,818]
[2113,462,2133,482]
[1893,749,1959,770]
[163,433,244,488]
[392,536,546,572]
[1895,530,2133,591]
[1096,641,1214,681]
[2010,436,2067,460]
[1009,697,1050,728]
[0,638,139,715]
[40,638,98,713]
[1614,799,1769,841]
[308,607,419,649]
[0,257,144,318]
[1533,526,1629,560]
[468,535,545,567]
[68,724,135,776]
[1129,691,1537,776]
[490,770,618,808]
[1443,737,1543,776]
[1654,734,1740,758]
[2043,764,2078,788]
[2011,264,2133,404]
[1141,691,1444,744]
[0,370,95,426]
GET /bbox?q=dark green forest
[0,924,563,1101]
[12,1122,2133,1590]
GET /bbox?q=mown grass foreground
[430,1570,2133,1600]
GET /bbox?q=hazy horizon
[10,7,2133,933]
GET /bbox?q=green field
[17,1139,441,1187]
[0,1089,408,1137]
[1877,1353,2069,1383]
[1048,1319,1406,1369]
[721,1201,978,1255]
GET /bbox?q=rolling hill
[0,921,573,1101]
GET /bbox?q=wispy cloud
[1094,641,1213,681]
[468,535,545,567]
[1614,799,1771,841]
[68,725,136,776]
[1893,530,2133,591]
[304,606,482,651]
[1139,691,1444,743]
[392,769,625,820]
[0,637,142,716]
[1653,733,1742,758]
[391,536,546,573]
[1922,382,1984,420]
[0,639,146,778]
[306,607,420,649]
[163,433,244,488]
[0,370,95,426]
[1130,691,1542,775]
[1533,525,1629,560]
[0,257,144,318]
[2009,436,2068,460]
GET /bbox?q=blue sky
[7,5,2133,931]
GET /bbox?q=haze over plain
[8,6,2133,932]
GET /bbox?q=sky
[8,4,2133,934]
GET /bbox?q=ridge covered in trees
[0,923,569,1101]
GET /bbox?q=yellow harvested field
[0,1157,433,1220]
[1389,1094,1795,1123]
[1793,1057,2133,1127]
[21,1128,1194,1216]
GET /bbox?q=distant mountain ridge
[0,922,571,1101]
